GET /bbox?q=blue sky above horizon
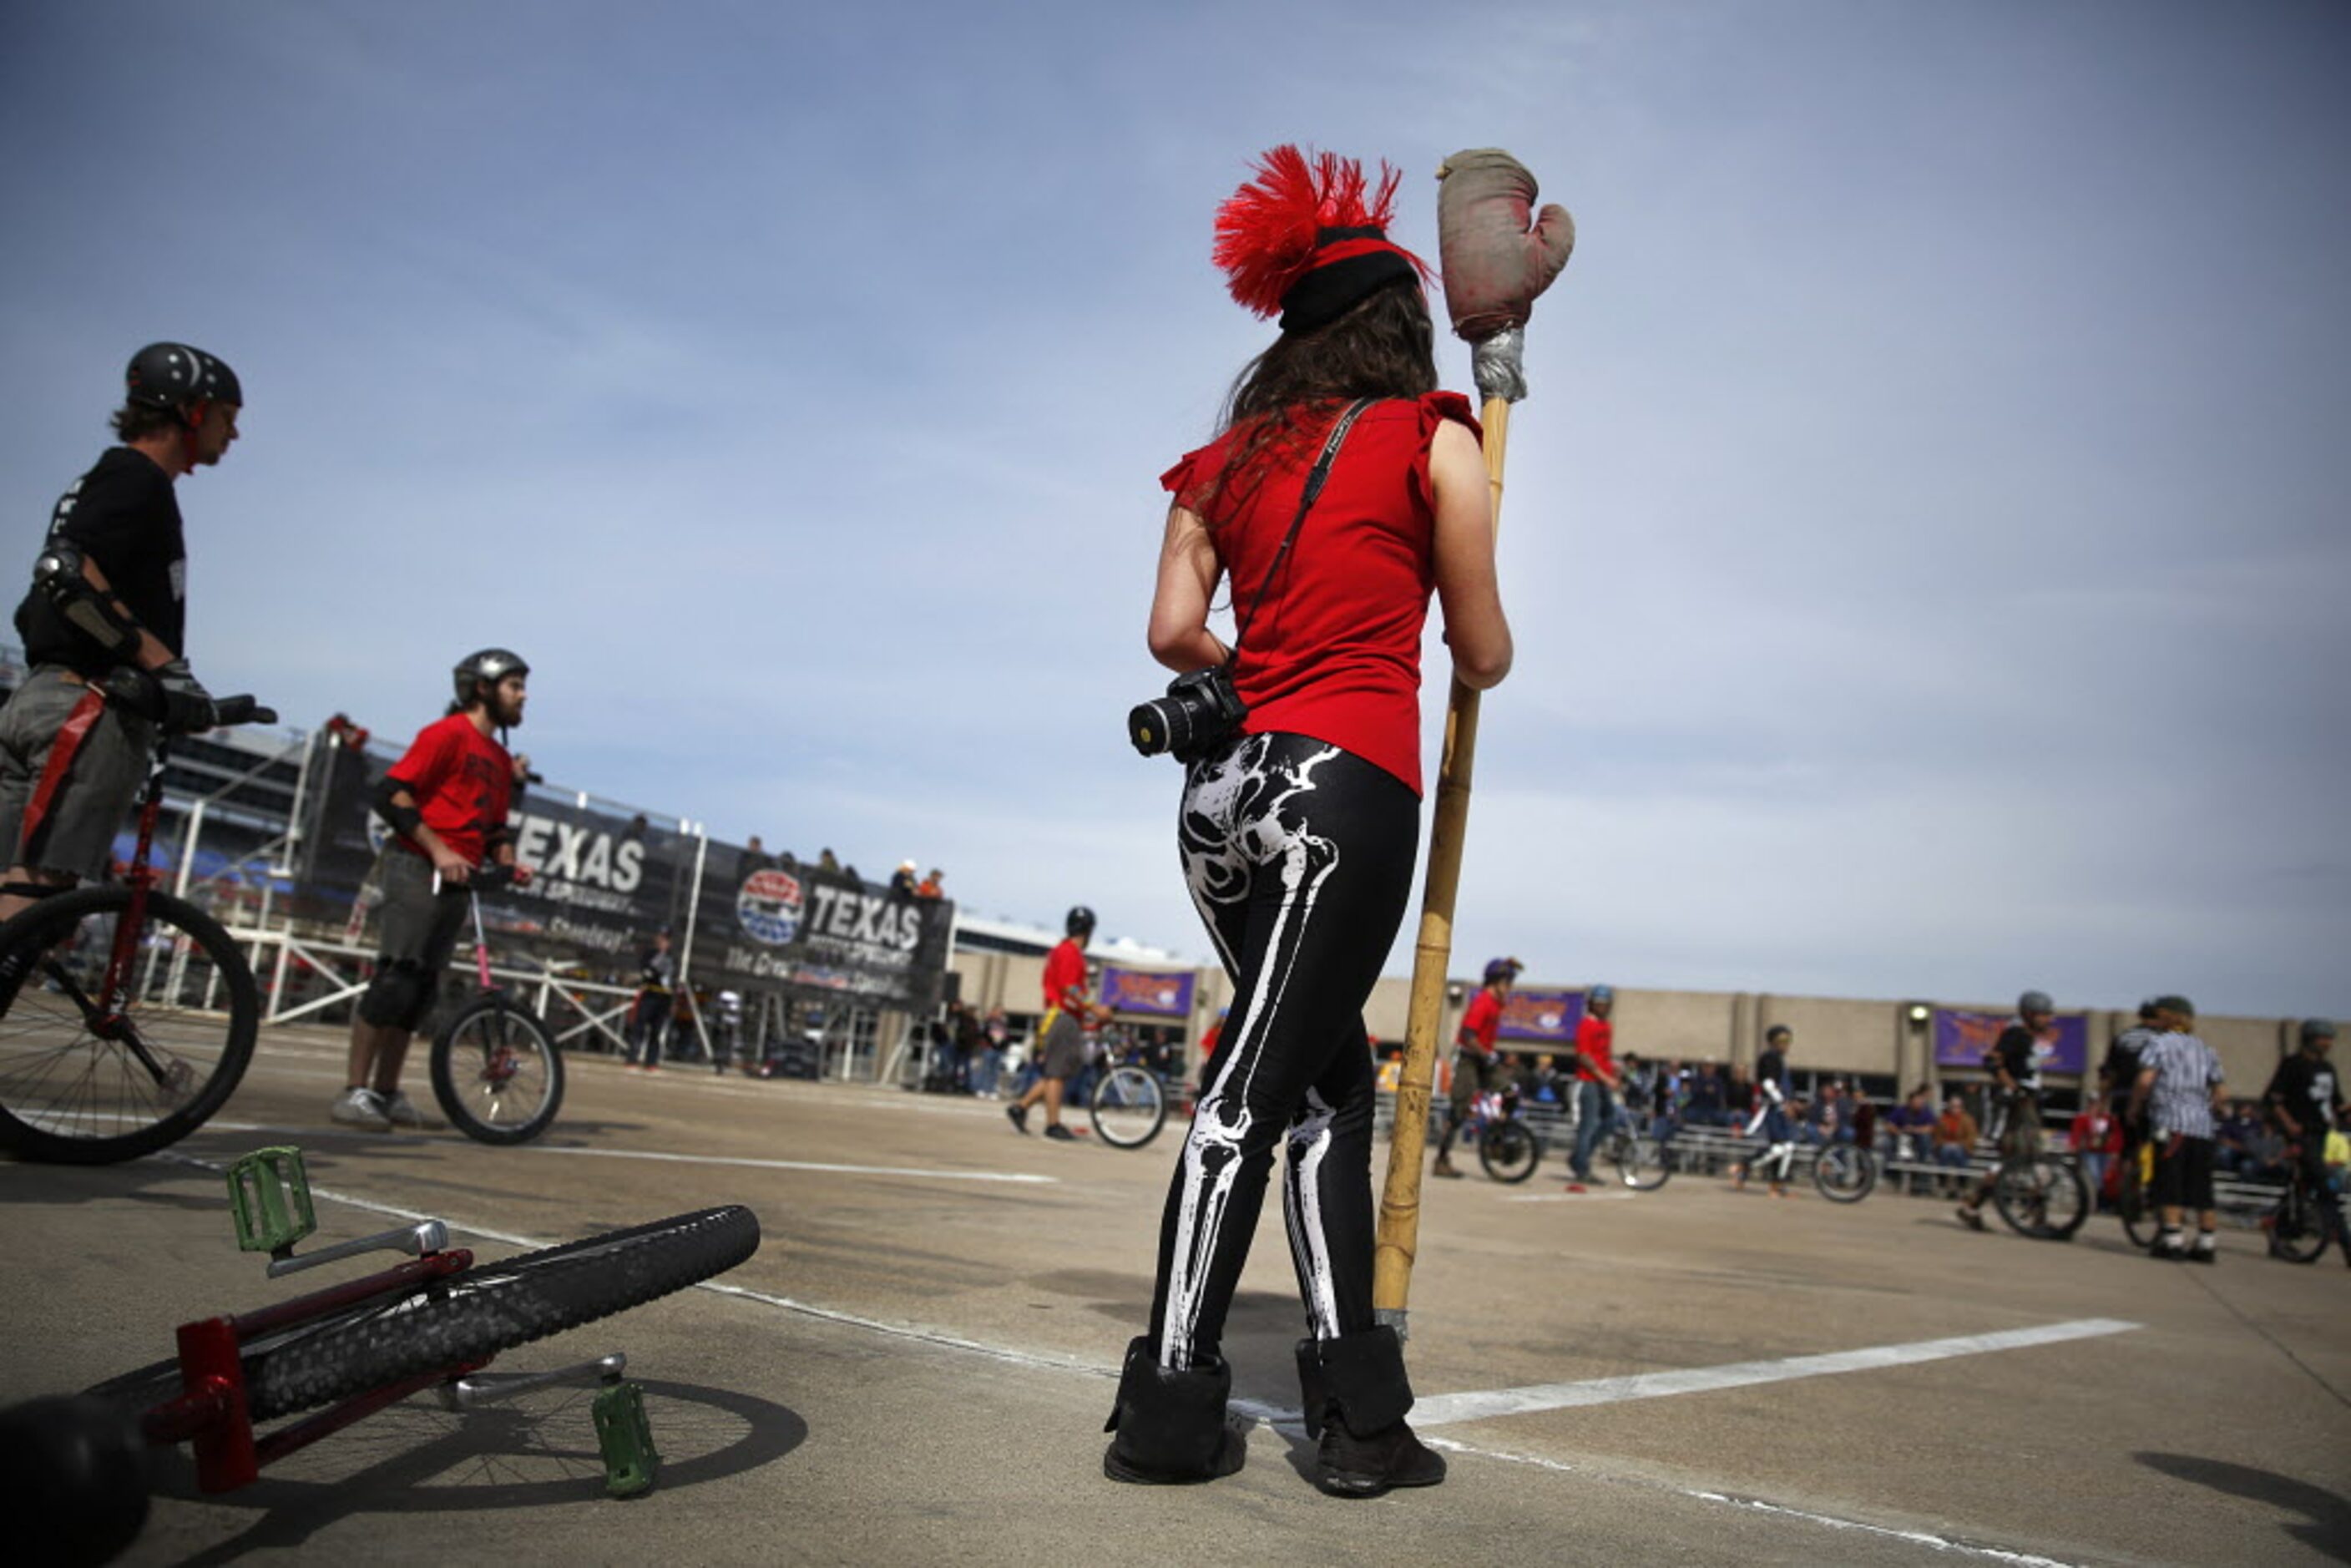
[3,1,2345,1019]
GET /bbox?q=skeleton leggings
[1147,732,1418,1371]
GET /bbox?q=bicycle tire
[0,886,259,1165]
[2268,1183,2328,1264]
[1479,1120,1542,1183]
[1612,1133,1672,1191]
[1992,1156,2088,1241]
[1813,1144,1878,1203]
[89,1206,760,1425]
[1090,1065,1168,1149]
[432,995,566,1146]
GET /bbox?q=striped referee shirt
[2139,1031,2223,1140]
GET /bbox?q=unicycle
[428,867,564,1145]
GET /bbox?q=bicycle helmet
[1483,957,1523,984]
[126,342,240,411]
[453,648,530,706]
[2300,1018,2336,1044]
[1065,905,1097,937]
[2136,998,2160,1021]
[2017,989,2054,1017]
[2151,994,2195,1019]
[1587,983,1615,1006]
[1765,1023,1792,1044]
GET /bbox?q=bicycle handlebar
[206,695,277,730]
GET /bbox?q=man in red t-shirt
[1566,984,1622,1186]
[334,650,533,1130]
[1009,905,1103,1141]
[1433,957,1521,1178]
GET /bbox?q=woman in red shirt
[1103,148,1511,1498]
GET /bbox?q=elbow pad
[33,543,144,662]
[372,775,425,839]
[1764,1081,1785,1105]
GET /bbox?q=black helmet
[127,342,240,411]
[2018,989,2054,1016]
[2301,1018,2337,1045]
[1065,905,1097,937]
[1765,1024,1792,1044]
[453,648,529,706]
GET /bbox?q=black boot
[1102,1336,1247,1485]
[1295,1327,1446,1498]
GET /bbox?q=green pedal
[225,1146,316,1254]
[594,1380,660,1498]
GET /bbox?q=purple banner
[1932,1009,2089,1077]
[1498,988,1585,1044]
[1101,966,1196,1019]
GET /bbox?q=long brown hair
[1197,279,1438,524]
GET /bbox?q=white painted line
[518,1145,1058,1184]
[1504,1189,1637,1202]
[1411,1318,2140,1427]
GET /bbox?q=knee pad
[358,959,433,1031]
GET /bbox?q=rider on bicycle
[335,650,533,1130]
[0,345,244,940]
[1433,957,1519,1179]
[2262,1018,2348,1266]
[1955,989,2054,1232]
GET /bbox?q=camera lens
[1128,697,1181,757]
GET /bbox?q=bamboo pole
[1372,396,1512,1331]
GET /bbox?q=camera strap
[1230,397,1375,660]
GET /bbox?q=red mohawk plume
[1213,145,1425,321]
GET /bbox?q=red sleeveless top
[1160,392,1479,796]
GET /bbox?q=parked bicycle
[428,866,565,1145]
[0,693,275,1165]
[1,1146,757,1564]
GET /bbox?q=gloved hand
[102,660,219,732]
[1434,149,1575,342]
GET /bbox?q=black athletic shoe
[1044,1123,1076,1142]
[1006,1104,1029,1135]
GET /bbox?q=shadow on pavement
[153,1378,806,1565]
[2136,1452,2351,1563]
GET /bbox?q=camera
[1127,665,1246,761]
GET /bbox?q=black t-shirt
[2262,1054,2342,1132]
[2101,1024,2156,1098]
[16,448,188,673]
[1756,1048,1788,1100]
[1987,1024,2040,1095]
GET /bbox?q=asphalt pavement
[3,1025,2347,1565]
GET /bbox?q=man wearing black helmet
[2262,1018,2348,1265]
[0,344,242,927]
[334,650,533,1129]
[1432,957,1519,1179]
[1956,989,2055,1232]
[1009,905,1102,1141]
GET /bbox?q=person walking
[334,650,533,1128]
[1566,984,1622,1188]
[1729,1024,1797,1196]
[2129,996,2227,1262]
[1007,906,1101,1141]
[1433,957,1519,1179]
[1105,146,1510,1497]
[1,345,245,942]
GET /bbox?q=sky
[2,1,2345,1019]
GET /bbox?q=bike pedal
[593,1379,660,1499]
[225,1146,317,1255]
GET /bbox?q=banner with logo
[302,737,694,969]
[1932,1009,2089,1077]
[1100,966,1195,1019]
[1498,988,1585,1044]
[691,847,954,1010]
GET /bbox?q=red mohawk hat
[1214,145,1433,335]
